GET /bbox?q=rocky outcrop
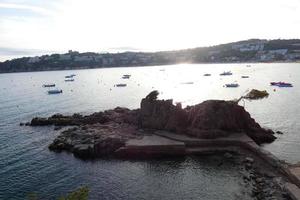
[244,89,269,100]
[29,91,276,159]
[48,122,141,159]
[139,92,276,144]
[30,107,139,126]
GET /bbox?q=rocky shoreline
[24,91,300,199]
[220,151,291,200]
[24,90,276,159]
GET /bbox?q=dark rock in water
[244,89,269,100]
[54,126,63,131]
[276,131,284,135]
[32,90,277,159]
[139,92,276,144]
[48,122,140,159]
[30,107,138,127]
[244,157,255,163]
[224,152,233,159]
[25,122,30,126]
[19,122,24,126]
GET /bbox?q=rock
[31,117,54,126]
[244,89,269,100]
[245,163,253,170]
[29,108,139,127]
[54,126,62,131]
[224,152,233,159]
[139,91,276,144]
[25,122,30,126]
[73,144,94,158]
[31,91,278,159]
[245,157,255,163]
[19,122,24,126]
[276,131,284,135]
[48,122,139,159]
[145,90,159,101]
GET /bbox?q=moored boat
[241,76,249,78]
[181,82,194,84]
[65,79,75,82]
[203,73,211,76]
[270,82,293,87]
[48,89,63,94]
[115,83,127,87]
[225,83,239,88]
[43,84,55,87]
[220,71,232,76]
[122,75,131,79]
[65,74,76,78]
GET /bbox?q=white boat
[43,83,55,87]
[220,71,232,76]
[65,74,76,78]
[241,76,249,78]
[225,83,239,88]
[122,75,131,79]
[48,89,63,94]
[181,82,194,84]
[115,83,127,87]
[65,79,74,82]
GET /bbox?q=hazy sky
[0,0,300,60]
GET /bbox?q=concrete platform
[285,183,300,200]
[116,130,300,198]
[115,135,186,158]
[154,130,256,147]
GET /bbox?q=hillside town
[1,39,300,73]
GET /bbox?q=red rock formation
[139,92,276,144]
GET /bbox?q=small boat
[241,76,249,78]
[270,82,293,87]
[115,84,127,87]
[48,89,63,94]
[220,71,232,76]
[181,82,194,84]
[159,69,165,71]
[65,74,76,78]
[122,75,131,79]
[65,79,74,82]
[225,83,239,88]
[43,84,55,87]
[246,65,251,67]
[203,73,211,76]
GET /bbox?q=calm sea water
[0,63,299,199]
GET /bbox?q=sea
[0,63,299,199]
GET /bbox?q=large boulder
[139,92,276,144]
[185,100,276,143]
[48,122,140,159]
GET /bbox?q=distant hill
[1,39,300,73]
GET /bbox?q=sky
[0,0,300,60]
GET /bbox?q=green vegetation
[27,186,89,200]
[1,39,300,73]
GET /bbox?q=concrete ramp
[285,183,300,200]
[115,135,186,158]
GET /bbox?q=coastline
[0,61,299,75]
